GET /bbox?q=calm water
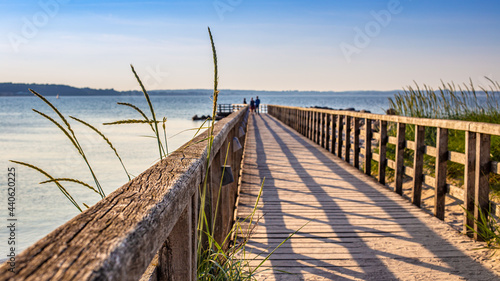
[0,91,392,255]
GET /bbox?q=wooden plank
[434,128,448,220]
[353,117,360,168]
[364,118,372,175]
[337,115,343,157]
[412,125,425,207]
[325,113,331,152]
[449,151,466,165]
[331,114,337,155]
[345,116,351,164]
[463,131,477,236]
[475,133,490,241]
[492,161,500,175]
[395,123,406,195]
[323,112,328,148]
[378,121,387,185]
[308,110,312,139]
[387,159,396,170]
[316,111,321,145]
[388,136,397,145]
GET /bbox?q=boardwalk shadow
[242,114,498,280]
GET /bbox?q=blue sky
[1,0,500,91]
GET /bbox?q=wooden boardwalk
[236,114,499,281]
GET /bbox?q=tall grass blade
[32,109,81,154]
[10,160,82,212]
[40,178,100,195]
[130,64,163,159]
[70,116,131,181]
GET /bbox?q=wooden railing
[268,105,500,241]
[232,103,268,113]
[0,107,250,281]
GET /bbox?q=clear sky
[1,0,500,91]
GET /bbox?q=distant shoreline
[0,82,401,97]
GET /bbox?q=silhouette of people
[250,97,255,113]
[243,98,247,104]
[255,96,260,114]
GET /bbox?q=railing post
[209,149,224,245]
[299,110,303,135]
[435,128,448,220]
[331,115,337,154]
[318,112,323,146]
[345,116,351,164]
[158,198,193,280]
[364,118,372,175]
[312,111,316,142]
[412,125,425,207]
[315,111,321,144]
[308,111,313,140]
[326,114,331,152]
[378,121,387,185]
[464,131,476,236]
[353,117,360,169]
[337,115,343,158]
[302,110,306,136]
[320,112,325,148]
[395,123,406,195]
[475,133,491,241]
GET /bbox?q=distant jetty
[310,106,371,113]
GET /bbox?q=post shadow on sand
[243,113,498,280]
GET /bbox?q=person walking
[243,98,247,104]
[255,96,261,114]
[250,97,255,113]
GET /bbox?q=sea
[0,90,394,257]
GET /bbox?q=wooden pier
[2,104,500,280]
[236,112,499,280]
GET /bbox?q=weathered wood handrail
[268,105,500,241]
[0,106,249,281]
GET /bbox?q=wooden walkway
[236,114,499,281]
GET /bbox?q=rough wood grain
[0,107,249,281]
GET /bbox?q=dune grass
[384,79,500,248]
[9,89,131,210]
[386,79,500,191]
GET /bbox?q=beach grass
[386,79,500,195]
[382,79,500,249]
